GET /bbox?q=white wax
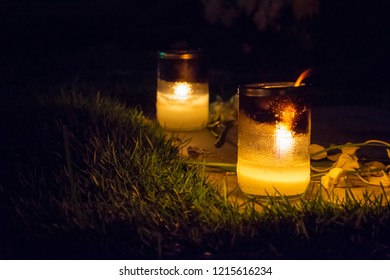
[156,81,209,131]
[237,158,310,196]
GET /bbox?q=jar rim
[159,49,203,60]
[239,82,307,96]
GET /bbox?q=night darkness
[0,0,389,105]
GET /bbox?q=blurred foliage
[202,0,319,29]
[201,0,319,52]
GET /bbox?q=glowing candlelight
[156,50,209,131]
[173,82,191,100]
[156,81,209,131]
[236,82,311,197]
[275,123,294,156]
[275,103,296,157]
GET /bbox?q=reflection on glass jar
[237,82,311,197]
[156,49,209,131]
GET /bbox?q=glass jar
[237,82,311,197]
[156,49,209,131]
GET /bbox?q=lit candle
[157,81,209,130]
[237,82,311,197]
[156,50,209,131]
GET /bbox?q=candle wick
[294,68,313,87]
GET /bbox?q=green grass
[1,90,390,259]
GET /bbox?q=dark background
[0,0,389,106]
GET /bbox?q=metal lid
[239,82,307,96]
[159,49,202,60]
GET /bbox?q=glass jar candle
[237,82,311,197]
[156,49,209,131]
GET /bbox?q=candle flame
[173,82,191,100]
[294,68,313,87]
[276,123,294,156]
[275,104,296,156]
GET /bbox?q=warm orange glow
[280,104,296,130]
[294,68,313,87]
[275,104,296,155]
[173,82,192,100]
